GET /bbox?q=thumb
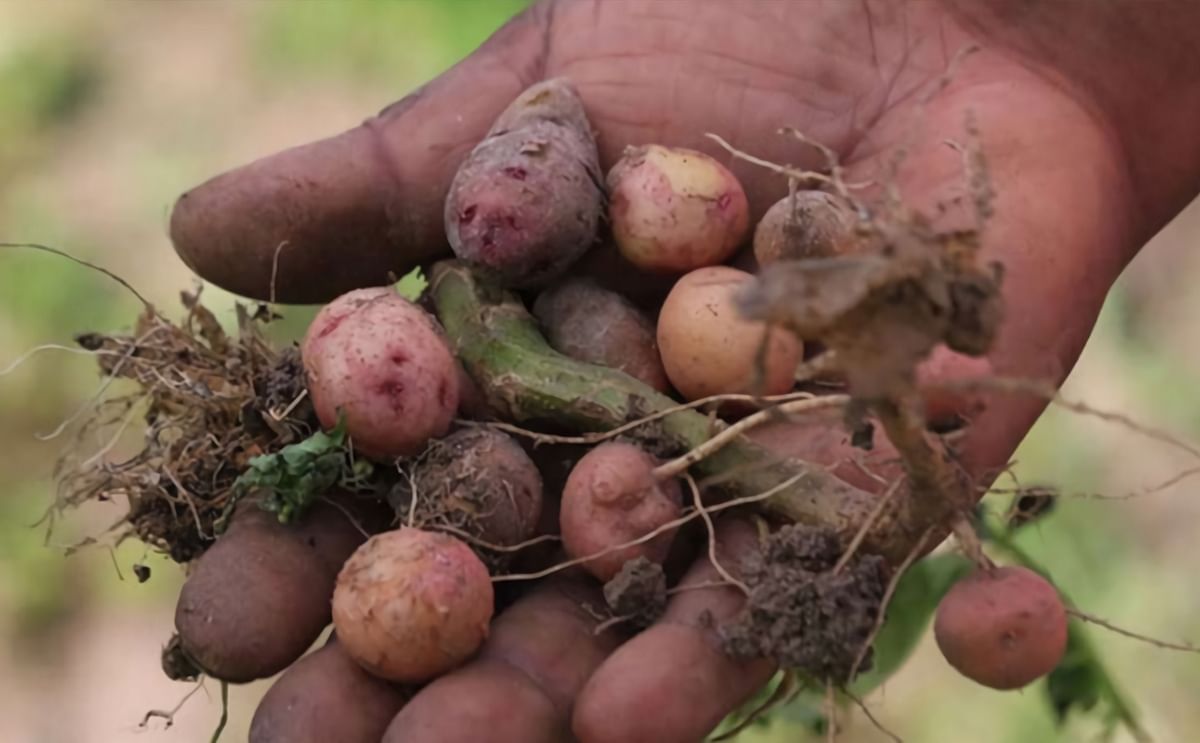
[169,4,551,303]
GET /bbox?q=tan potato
[249,639,410,743]
[934,565,1068,690]
[559,442,683,582]
[753,190,856,264]
[533,278,670,392]
[174,497,366,682]
[607,145,749,274]
[656,266,803,401]
[302,287,460,460]
[332,528,494,683]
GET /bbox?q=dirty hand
[167,2,1200,741]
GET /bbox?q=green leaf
[229,414,358,525]
[395,266,428,301]
[849,552,974,696]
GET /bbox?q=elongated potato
[444,78,604,288]
[173,496,371,682]
[249,639,410,743]
[533,278,670,393]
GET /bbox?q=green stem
[430,260,928,563]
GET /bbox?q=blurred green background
[1,2,1198,741]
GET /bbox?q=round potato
[656,266,803,401]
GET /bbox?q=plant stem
[430,260,932,562]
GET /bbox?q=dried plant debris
[51,292,317,562]
[603,557,668,630]
[720,525,886,683]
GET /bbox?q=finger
[249,637,410,743]
[169,6,551,303]
[572,517,775,743]
[174,495,378,682]
[382,576,622,743]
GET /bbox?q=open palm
[168,2,1173,742]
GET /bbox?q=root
[833,479,902,575]
[824,680,838,743]
[847,528,934,681]
[844,689,903,743]
[1068,609,1200,654]
[712,672,800,742]
[685,474,749,596]
[139,679,206,730]
[0,241,155,309]
[469,389,818,447]
[492,474,807,583]
[652,395,849,480]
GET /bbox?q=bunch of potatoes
[174,79,1068,741]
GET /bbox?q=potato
[607,144,749,273]
[559,442,683,582]
[533,278,670,392]
[753,190,856,264]
[332,528,494,683]
[410,427,543,547]
[934,566,1068,690]
[249,639,410,743]
[656,266,803,401]
[444,78,603,288]
[174,497,367,682]
[302,287,460,460]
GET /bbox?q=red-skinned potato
[607,144,749,274]
[560,442,683,582]
[249,639,410,743]
[934,565,1068,690]
[174,496,368,683]
[533,277,671,393]
[302,287,459,460]
[657,266,803,401]
[332,528,494,683]
[444,78,603,288]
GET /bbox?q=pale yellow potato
[656,266,803,401]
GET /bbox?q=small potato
[302,287,460,460]
[174,497,366,682]
[560,442,683,582]
[753,190,856,265]
[934,566,1068,690]
[656,266,803,401]
[249,639,410,743]
[411,427,544,547]
[533,278,670,392]
[444,78,604,288]
[607,145,749,274]
[333,528,494,683]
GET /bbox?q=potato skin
[444,78,603,288]
[333,528,494,683]
[533,278,670,392]
[302,287,459,460]
[174,498,366,683]
[249,639,410,743]
[560,442,683,582]
[934,566,1068,690]
[413,427,544,547]
[656,266,803,401]
[607,144,750,274]
[753,190,856,265]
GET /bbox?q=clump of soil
[52,293,316,562]
[720,524,886,683]
[161,632,201,682]
[603,557,668,630]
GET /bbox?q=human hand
[167,2,1200,741]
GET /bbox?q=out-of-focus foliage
[1,1,1199,741]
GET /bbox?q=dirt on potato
[719,524,886,683]
[603,556,668,631]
